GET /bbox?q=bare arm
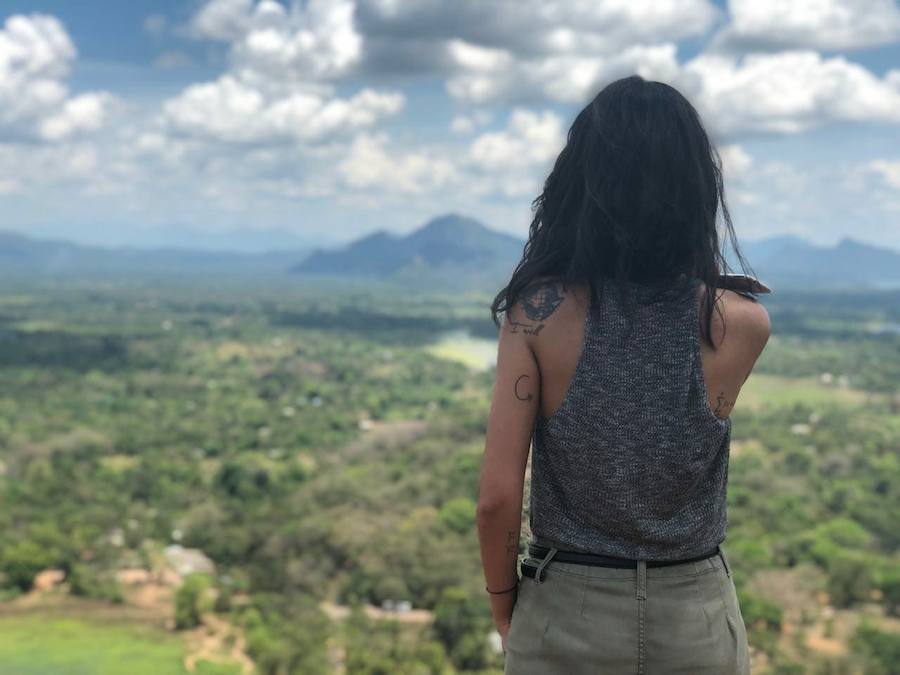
[477,281,563,633]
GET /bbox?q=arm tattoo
[713,391,734,416]
[509,280,565,335]
[506,529,518,556]
[514,375,534,402]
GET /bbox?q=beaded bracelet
[486,581,519,594]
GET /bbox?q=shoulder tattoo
[508,280,565,335]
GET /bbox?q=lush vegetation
[0,279,898,674]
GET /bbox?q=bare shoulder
[715,287,772,351]
[697,283,771,349]
[727,290,771,344]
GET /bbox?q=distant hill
[737,236,900,289]
[3,219,900,291]
[292,213,525,284]
[0,230,310,280]
[295,213,900,291]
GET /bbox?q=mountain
[3,219,900,291]
[292,213,525,283]
[737,236,900,290]
[0,230,311,280]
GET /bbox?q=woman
[476,75,771,674]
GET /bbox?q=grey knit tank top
[528,274,732,561]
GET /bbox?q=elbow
[476,494,517,520]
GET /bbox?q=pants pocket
[505,577,546,655]
[646,570,736,673]
[720,573,752,674]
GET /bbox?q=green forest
[0,278,899,674]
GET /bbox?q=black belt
[521,544,721,578]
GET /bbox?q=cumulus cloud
[0,141,101,192]
[166,0,399,145]
[353,0,900,140]
[719,144,753,180]
[337,132,459,194]
[164,76,404,144]
[468,109,564,171]
[446,41,682,105]
[191,0,361,83]
[449,109,492,135]
[463,108,565,197]
[355,0,719,75]
[857,159,900,191]
[712,0,900,52]
[683,51,900,136]
[0,14,116,141]
[190,0,255,42]
[38,92,117,141]
[354,0,715,104]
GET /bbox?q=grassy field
[739,372,876,410]
[0,615,240,675]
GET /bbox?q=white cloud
[356,0,718,75]
[0,14,116,141]
[446,41,683,105]
[856,159,900,190]
[682,51,900,137]
[449,110,492,135]
[718,143,757,205]
[713,0,900,52]
[236,0,361,84]
[337,132,459,194]
[166,0,396,145]
[39,92,116,141]
[163,75,404,144]
[191,0,361,84]
[464,108,565,197]
[719,143,753,181]
[468,109,564,171]
[0,141,101,191]
[190,0,255,42]
[354,0,900,141]
[351,0,716,105]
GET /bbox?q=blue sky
[2,0,900,251]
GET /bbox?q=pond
[425,330,498,372]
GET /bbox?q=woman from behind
[476,74,771,674]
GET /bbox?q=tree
[175,574,211,629]
[0,540,53,592]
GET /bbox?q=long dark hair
[491,75,758,350]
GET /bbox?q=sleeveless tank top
[528,274,733,561]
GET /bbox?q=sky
[2,0,900,251]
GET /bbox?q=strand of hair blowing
[491,75,758,351]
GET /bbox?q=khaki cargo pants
[504,545,751,674]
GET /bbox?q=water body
[426,330,498,372]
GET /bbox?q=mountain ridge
[292,212,524,282]
[2,217,900,290]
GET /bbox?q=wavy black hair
[490,75,758,350]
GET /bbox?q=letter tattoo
[514,375,534,402]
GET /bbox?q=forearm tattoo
[506,529,518,556]
[509,280,565,335]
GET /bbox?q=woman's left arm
[477,303,541,634]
